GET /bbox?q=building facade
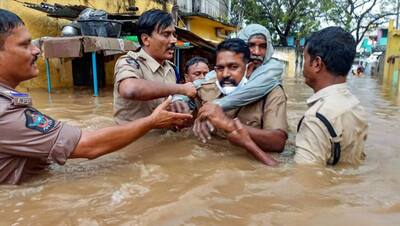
[0,0,172,89]
[383,20,400,91]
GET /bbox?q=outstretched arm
[70,97,192,159]
[119,78,196,101]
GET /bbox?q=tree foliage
[323,0,397,44]
[229,0,323,46]
[228,0,397,46]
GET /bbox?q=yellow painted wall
[383,20,400,90]
[184,16,235,44]
[0,0,170,89]
[273,47,297,78]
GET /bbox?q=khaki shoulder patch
[126,59,140,69]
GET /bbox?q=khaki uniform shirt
[113,48,177,124]
[197,78,288,133]
[0,84,81,184]
[295,83,368,165]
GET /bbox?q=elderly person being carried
[206,24,285,111]
[171,38,288,166]
[172,24,285,112]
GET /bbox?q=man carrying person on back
[197,27,368,166]
[185,39,288,165]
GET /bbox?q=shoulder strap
[0,87,32,106]
[296,112,341,165]
[315,112,341,165]
[0,89,13,100]
[297,116,305,132]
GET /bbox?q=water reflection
[1,76,400,225]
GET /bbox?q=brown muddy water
[1,75,400,226]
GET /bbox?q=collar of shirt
[306,83,348,106]
[0,82,15,91]
[139,48,173,75]
[0,83,31,97]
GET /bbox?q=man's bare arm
[70,97,192,159]
[119,78,196,101]
[227,119,278,166]
[245,127,287,153]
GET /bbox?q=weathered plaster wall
[0,0,168,89]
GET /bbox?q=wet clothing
[205,24,284,111]
[0,84,81,184]
[295,83,368,165]
[113,48,176,124]
[197,78,288,133]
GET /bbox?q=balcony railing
[177,0,229,19]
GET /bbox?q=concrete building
[383,20,400,91]
[1,0,173,90]
[1,0,236,90]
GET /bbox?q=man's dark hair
[185,56,209,73]
[216,38,250,63]
[0,9,24,49]
[305,26,356,76]
[137,9,174,46]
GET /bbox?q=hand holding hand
[197,103,235,132]
[193,118,215,143]
[168,100,191,114]
[181,82,197,98]
[150,96,193,129]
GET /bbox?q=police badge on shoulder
[126,59,140,69]
[10,92,32,106]
[24,108,55,133]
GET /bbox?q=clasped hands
[168,101,278,166]
[169,101,251,149]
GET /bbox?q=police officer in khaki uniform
[294,27,368,165]
[0,9,192,184]
[191,39,288,166]
[114,9,196,124]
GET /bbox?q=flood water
[1,75,400,226]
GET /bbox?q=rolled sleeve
[114,57,143,84]
[48,123,81,165]
[0,107,81,164]
[0,103,82,184]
